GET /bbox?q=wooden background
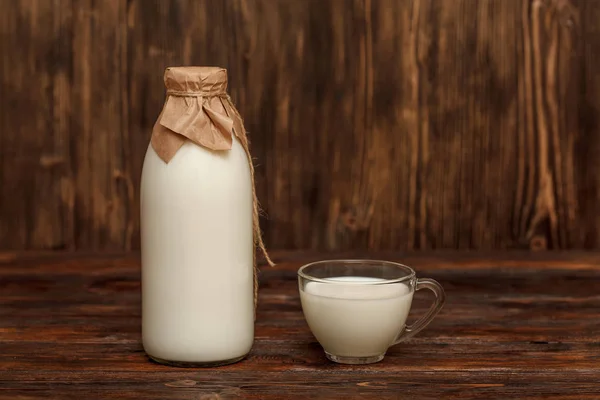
[1,0,599,252]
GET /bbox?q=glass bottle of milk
[140,67,271,367]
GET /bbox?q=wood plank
[0,0,73,250]
[71,0,129,249]
[576,0,600,248]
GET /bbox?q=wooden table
[2,251,600,399]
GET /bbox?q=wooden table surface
[1,251,600,399]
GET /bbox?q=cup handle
[392,278,445,345]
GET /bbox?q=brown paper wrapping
[152,67,244,161]
[151,67,273,308]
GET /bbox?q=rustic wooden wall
[1,0,598,251]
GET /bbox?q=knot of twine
[166,89,228,98]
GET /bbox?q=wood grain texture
[0,0,73,249]
[2,251,600,399]
[1,0,599,251]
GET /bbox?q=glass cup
[298,260,445,364]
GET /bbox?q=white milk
[300,277,413,357]
[141,139,254,364]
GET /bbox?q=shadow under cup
[298,260,445,365]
